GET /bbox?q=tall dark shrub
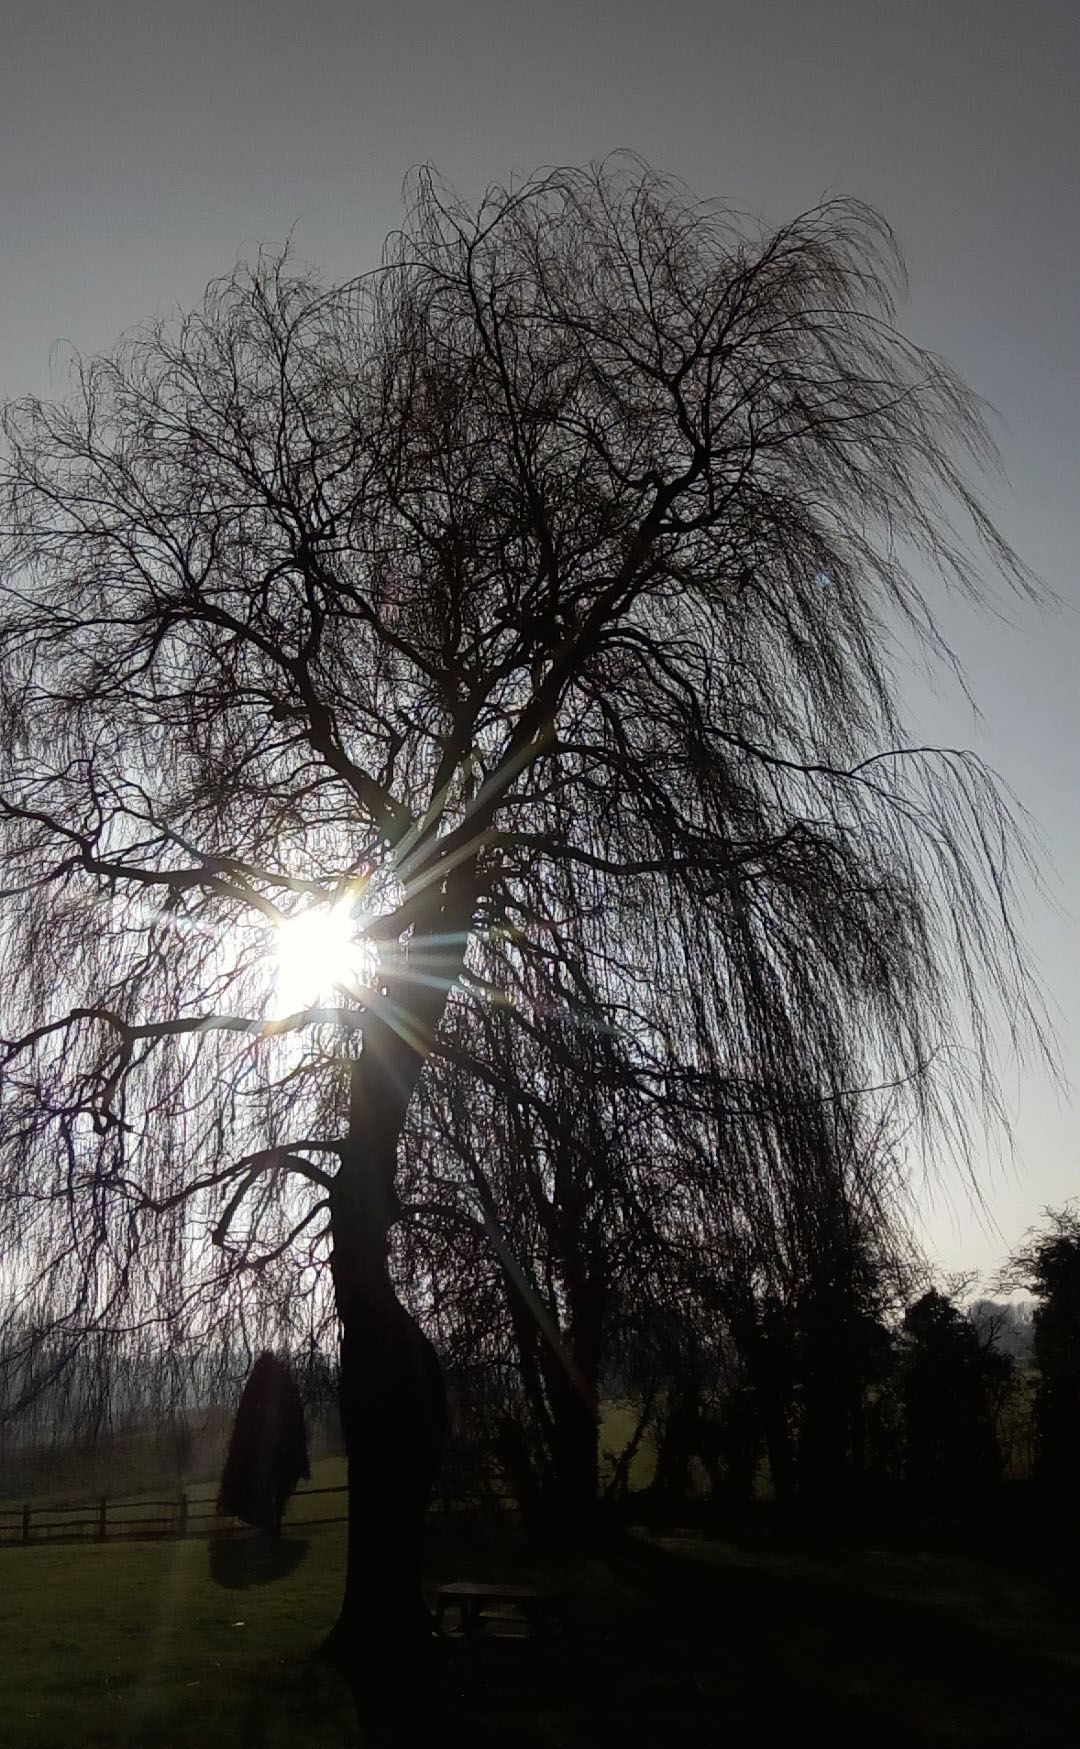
[219,1352,310,1535]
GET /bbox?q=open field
[2,1498,1080,1747]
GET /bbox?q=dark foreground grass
[1,1504,1079,1747]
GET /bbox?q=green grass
[0,1523,353,1748]
[3,1502,1080,1747]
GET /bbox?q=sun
[271,899,379,1017]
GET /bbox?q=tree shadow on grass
[576,1522,1080,1748]
[209,1531,309,1589]
[197,1515,1080,1747]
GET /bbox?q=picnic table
[429,1580,576,1662]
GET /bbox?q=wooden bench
[429,1581,575,1662]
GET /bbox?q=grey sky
[2,0,1077,1284]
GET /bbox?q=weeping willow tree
[0,155,1050,1679]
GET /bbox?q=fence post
[177,1492,188,1538]
[21,1505,30,1546]
[98,1499,108,1542]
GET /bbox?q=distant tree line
[4,1202,1076,1524]
[3,1091,1077,1528]
[412,1188,1079,1522]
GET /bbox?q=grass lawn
[0,1525,351,1747]
[1,1500,1079,1746]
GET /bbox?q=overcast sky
[2,0,1076,1286]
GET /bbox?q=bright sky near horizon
[1,0,1076,1289]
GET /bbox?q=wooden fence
[0,1482,350,1549]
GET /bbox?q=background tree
[1002,1207,1080,1497]
[968,1298,1036,1368]
[899,1288,1012,1501]
[669,1077,921,1507]
[401,943,676,1528]
[403,933,925,1522]
[0,158,1049,1675]
[781,1110,919,1504]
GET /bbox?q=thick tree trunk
[331,1268,446,1671]
[545,1352,600,1529]
[318,856,477,1679]
[541,1290,602,1530]
[322,1030,448,1682]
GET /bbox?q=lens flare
[272,901,378,1016]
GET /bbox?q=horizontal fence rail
[0,1481,505,1549]
[0,1483,350,1548]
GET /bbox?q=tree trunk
[320,858,477,1679]
[331,1264,446,1674]
[494,1250,601,1530]
[651,1384,699,1510]
[726,1289,796,1505]
[322,1033,447,1682]
[544,1348,600,1529]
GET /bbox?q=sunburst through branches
[270,898,381,1017]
